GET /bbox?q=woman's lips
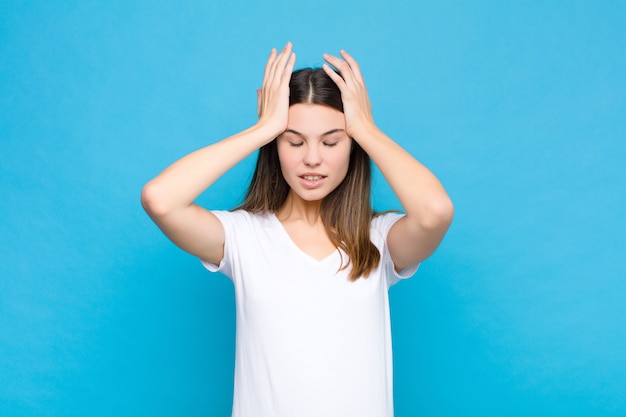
[299,174,327,188]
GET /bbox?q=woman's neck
[276,192,323,225]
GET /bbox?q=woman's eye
[323,142,338,147]
[290,142,304,147]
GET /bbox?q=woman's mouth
[301,175,324,181]
[299,174,327,188]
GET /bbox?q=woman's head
[242,68,369,209]
[238,68,379,280]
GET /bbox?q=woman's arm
[141,43,296,264]
[323,51,453,271]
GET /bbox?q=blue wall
[2,1,624,416]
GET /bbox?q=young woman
[142,42,453,417]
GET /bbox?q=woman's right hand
[256,42,296,138]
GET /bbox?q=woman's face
[277,103,352,203]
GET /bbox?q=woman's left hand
[322,51,376,139]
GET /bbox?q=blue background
[2,1,625,416]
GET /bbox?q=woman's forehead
[287,103,345,131]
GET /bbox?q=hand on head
[322,50,375,139]
[257,42,296,137]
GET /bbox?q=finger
[266,47,282,89]
[262,48,277,86]
[272,42,293,84]
[280,52,297,84]
[257,88,262,116]
[266,43,290,89]
[323,53,356,89]
[322,63,346,90]
[322,53,344,71]
[340,50,364,82]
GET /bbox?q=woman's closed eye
[323,142,338,147]
[289,141,304,147]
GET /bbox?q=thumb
[256,88,262,116]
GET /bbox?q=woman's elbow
[141,180,169,218]
[420,196,454,230]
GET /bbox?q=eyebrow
[283,128,345,138]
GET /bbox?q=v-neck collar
[269,213,340,265]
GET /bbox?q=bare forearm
[142,123,276,215]
[354,123,453,228]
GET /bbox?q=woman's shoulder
[212,209,275,228]
[370,211,405,233]
[368,211,405,250]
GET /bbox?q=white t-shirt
[202,210,418,417]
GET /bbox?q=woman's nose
[303,145,322,166]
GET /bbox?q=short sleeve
[199,209,241,280]
[371,212,420,288]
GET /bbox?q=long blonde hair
[237,68,380,281]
